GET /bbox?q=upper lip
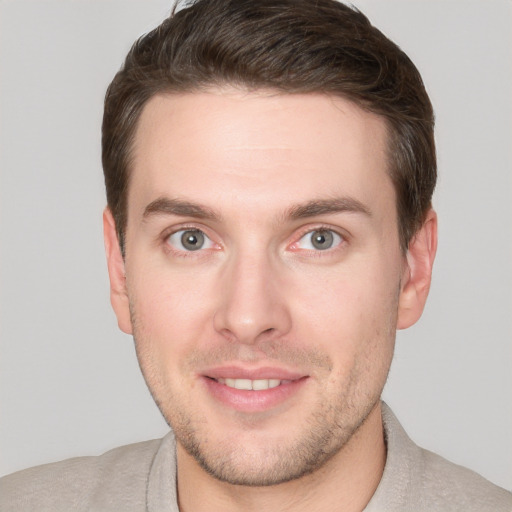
[201,365,306,381]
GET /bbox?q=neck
[177,402,386,512]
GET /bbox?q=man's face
[111,88,411,485]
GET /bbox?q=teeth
[253,379,281,390]
[217,378,282,390]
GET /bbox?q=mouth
[201,368,308,412]
[214,378,292,391]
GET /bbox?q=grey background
[1,0,511,490]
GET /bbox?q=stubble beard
[130,302,396,487]
[174,383,382,487]
[134,340,390,487]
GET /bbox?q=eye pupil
[181,230,204,251]
[311,230,334,250]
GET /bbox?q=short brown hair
[102,0,436,253]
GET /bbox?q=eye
[167,229,215,252]
[295,229,343,251]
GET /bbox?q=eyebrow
[142,195,371,223]
[286,197,372,220]
[143,197,221,221]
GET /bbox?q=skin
[104,88,437,512]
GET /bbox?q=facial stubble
[130,300,396,487]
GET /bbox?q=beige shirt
[1,403,511,511]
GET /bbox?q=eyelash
[162,225,219,258]
[289,225,346,254]
[161,224,347,258]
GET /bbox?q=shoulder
[367,403,512,512]
[417,446,512,510]
[0,437,164,512]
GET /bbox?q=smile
[203,372,308,413]
[216,378,292,390]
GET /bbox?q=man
[1,0,510,510]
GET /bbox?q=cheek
[128,274,209,406]
[289,258,400,359]
[127,267,216,364]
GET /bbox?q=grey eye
[167,229,214,252]
[311,230,334,250]
[296,229,342,251]
[181,230,205,251]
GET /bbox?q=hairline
[117,84,409,256]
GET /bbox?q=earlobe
[397,209,438,330]
[103,208,133,334]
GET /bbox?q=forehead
[128,88,393,221]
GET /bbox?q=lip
[202,365,305,381]
[200,365,308,413]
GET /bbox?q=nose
[213,250,292,345]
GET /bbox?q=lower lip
[202,377,308,412]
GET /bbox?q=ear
[103,207,133,334]
[397,209,438,330]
